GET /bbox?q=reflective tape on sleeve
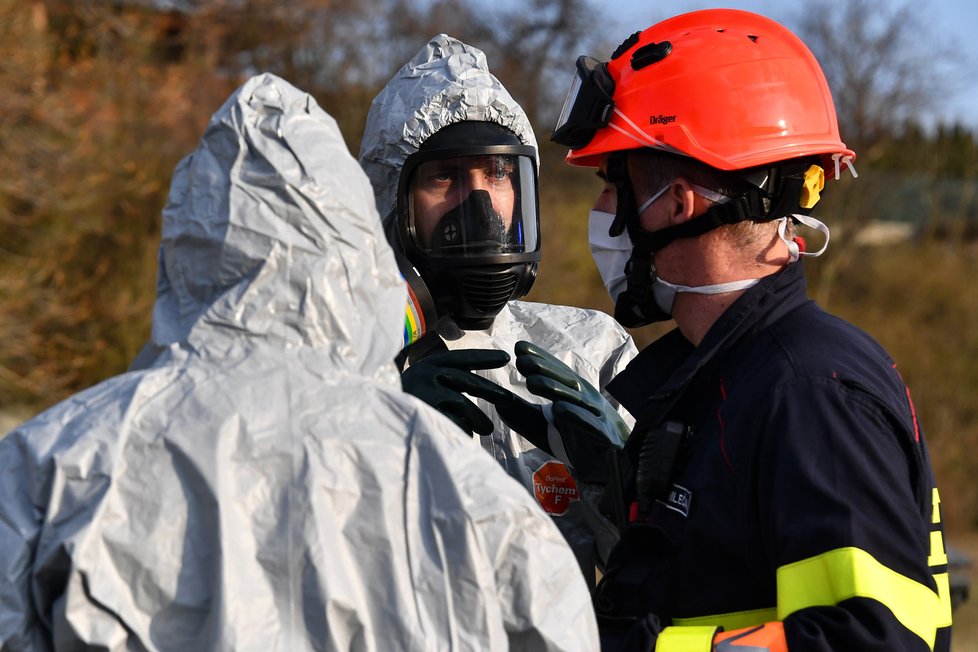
[655,625,718,652]
[777,546,940,649]
[927,530,948,567]
[932,572,953,628]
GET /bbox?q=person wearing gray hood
[359,34,638,582]
[0,73,598,651]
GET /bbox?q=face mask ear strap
[779,215,830,263]
[779,218,800,262]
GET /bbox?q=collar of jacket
[608,261,810,431]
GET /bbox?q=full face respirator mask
[395,121,541,331]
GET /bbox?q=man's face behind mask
[410,154,517,252]
[428,189,513,252]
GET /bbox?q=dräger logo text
[649,114,677,125]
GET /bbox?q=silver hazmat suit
[0,73,598,652]
[359,35,639,575]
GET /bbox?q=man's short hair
[629,149,749,200]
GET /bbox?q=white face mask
[590,206,759,313]
[589,182,729,306]
[587,182,673,303]
[588,208,632,303]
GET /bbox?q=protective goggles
[403,150,539,259]
[551,55,615,149]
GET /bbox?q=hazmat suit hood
[152,73,404,382]
[359,33,538,225]
[0,73,599,651]
[358,34,541,331]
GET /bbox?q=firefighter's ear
[667,178,701,226]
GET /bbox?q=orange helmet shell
[567,9,855,171]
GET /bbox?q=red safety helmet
[552,9,855,172]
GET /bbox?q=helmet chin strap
[607,153,670,327]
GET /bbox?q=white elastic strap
[636,182,730,216]
[779,214,831,262]
[690,184,731,205]
[541,403,573,470]
[657,276,761,296]
[636,183,671,215]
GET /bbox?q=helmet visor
[407,153,539,257]
[551,55,615,149]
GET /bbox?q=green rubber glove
[549,401,624,483]
[488,389,552,454]
[513,340,630,482]
[400,349,512,437]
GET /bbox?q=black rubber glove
[400,349,512,437]
[512,340,630,483]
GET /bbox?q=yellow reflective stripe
[928,530,948,567]
[928,486,952,628]
[933,572,953,628]
[778,546,940,649]
[673,608,776,631]
[655,626,718,652]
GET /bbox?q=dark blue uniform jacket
[599,261,951,651]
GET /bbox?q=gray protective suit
[359,35,638,574]
[0,73,598,652]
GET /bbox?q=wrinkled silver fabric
[0,73,598,651]
[359,33,538,223]
[359,35,638,573]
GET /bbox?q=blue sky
[591,0,978,130]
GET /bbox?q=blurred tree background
[2,0,978,534]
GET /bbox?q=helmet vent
[748,34,759,42]
[631,41,672,70]
[463,271,518,314]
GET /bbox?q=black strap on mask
[607,153,669,327]
[644,195,760,250]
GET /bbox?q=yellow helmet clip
[800,164,825,209]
